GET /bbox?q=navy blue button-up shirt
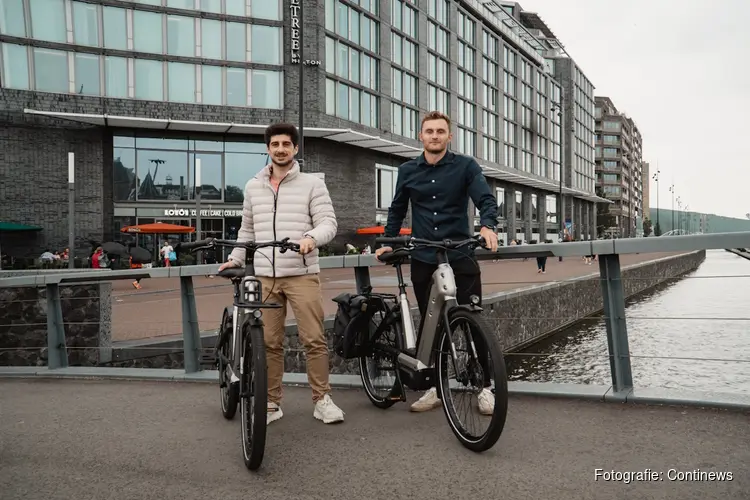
[384,151,498,264]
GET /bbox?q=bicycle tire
[359,314,402,409]
[219,310,239,420]
[436,308,508,452]
[240,323,268,471]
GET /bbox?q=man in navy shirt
[376,111,499,415]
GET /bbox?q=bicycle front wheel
[240,323,268,470]
[435,308,508,452]
[218,310,239,420]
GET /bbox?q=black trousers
[536,256,547,271]
[410,257,491,387]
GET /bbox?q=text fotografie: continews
[594,469,733,484]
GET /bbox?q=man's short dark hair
[264,123,299,146]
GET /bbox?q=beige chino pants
[257,274,331,404]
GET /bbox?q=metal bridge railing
[2,232,750,408]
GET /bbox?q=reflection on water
[507,250,750,395]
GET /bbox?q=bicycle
[354,235,508,452]
[176,237,300,471]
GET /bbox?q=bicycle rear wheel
[359,311,402,409]
[240,323,267,470]
[435,308,508,452]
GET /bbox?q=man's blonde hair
[421,111,452,131]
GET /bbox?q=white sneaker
[410,387,442,412]
[267,402,283,425]
[313,394,345,424]
[477,388,494,416]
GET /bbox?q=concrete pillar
[592,202,597,239]
[506,188,516,239]
[524,190,533,242]
[539,193,548,242]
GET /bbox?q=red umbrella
[356,226,412,235]
[120,222,195,234]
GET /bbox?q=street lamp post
[668,184,675,233]
[297,0,305,166]
[676,196,682,233]
[551,95,564,240]
[195,158,202,263]
[68,152,75,269]
[652,167,660,235]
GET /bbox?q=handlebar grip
[375,236,412,246]
[176,238,214,251]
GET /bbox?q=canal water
[506,249,750,395]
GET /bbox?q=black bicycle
[351,235,508,452]
[177,237,300,471]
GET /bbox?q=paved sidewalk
[111,252,681,341]
[0,379,747,500]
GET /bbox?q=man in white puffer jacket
[219,123,344,425]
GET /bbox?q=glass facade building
[0,0,284,108]
[0,0,607,258]
[321,0,600,244]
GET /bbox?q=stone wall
[0,283,111,366]
[106,251,705,373]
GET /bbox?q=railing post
[45,284,69,369]
[598,254,633,395]
[180,276,202,373]
[354,266,371,294]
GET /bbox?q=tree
[595,187,617,238]
[643,217,653,237]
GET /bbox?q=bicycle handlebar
[176,237,301,253]
[375,235,487,250]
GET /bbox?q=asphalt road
[1,379,748,500]
[111,252,683,341]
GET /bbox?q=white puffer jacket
[227,161,337,277]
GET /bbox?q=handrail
[3,230,750,412]
[2,232,750,288]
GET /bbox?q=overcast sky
[519,0,750,219]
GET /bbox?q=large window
[0,44,282,107]
[73,1,99,46]
[103,6,127,49]
[325,0,379,51]
[496,187,505,219]
[376,164,398,211]
[17,2,282,64]
[1,43,29,90]
[113,135,269,204]
[30,0,66,42]
[515,190,523,220]
[0,0,26,37]
[546,195,557,223]
[325,78,379,128]
[75,53,100,95]
[325,36,378,91]
[34,48,68,93]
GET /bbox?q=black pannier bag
[331,292,374,359]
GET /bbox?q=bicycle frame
[387,249,479,387]
[206,240,285,387]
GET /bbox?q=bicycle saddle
[217,268,245,280]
